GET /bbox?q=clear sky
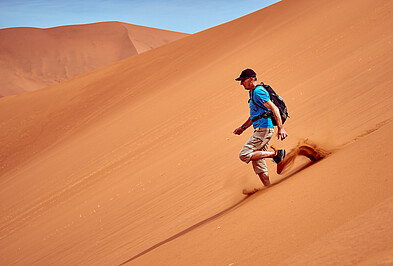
[0,0,280,34]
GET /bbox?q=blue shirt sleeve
[254,87,270,108]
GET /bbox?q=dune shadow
[119,196,250,265]
[120,142,331,265]
[272,160,315,187]
[119,159,314,265]
[244,160,317,195]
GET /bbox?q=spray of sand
[277,139,331,174]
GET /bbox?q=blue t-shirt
[249,86,274,129]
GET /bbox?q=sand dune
[0,22,188,96]
[1,0,393,265]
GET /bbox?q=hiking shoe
[273,149,286,164]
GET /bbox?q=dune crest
[0,22,188,96]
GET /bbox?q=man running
[234,68,288,186]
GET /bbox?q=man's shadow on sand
[119,148,326,265]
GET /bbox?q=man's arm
[234,117,252,135]
[263,100,288,140]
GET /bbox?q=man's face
[241,77,253,90]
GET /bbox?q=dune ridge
[0,22,188,96]
[0,0,393,265]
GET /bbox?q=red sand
[0,22,188,96]
[1,0,393,265]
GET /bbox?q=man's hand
[277,128,288,140]
[234,118,251,135]
[233,127,244,135]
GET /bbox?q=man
[234,68,288,187]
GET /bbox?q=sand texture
[1,0,393,265]
[0,22,188,96]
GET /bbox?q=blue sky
[0,0,280,33]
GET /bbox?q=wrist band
[241,125,246,130]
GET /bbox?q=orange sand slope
[1,0,393,265]
[0,22,188,96]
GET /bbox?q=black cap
[235,68,256,81]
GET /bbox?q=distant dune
[1,0,393,265]
[0,22,188,96]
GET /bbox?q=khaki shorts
[239,128,274,174]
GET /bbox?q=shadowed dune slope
[1,0,393,265]
[0,22,188,96]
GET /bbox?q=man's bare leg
[258,172,271,186]
[249,148,277,187]
[250,150,275,161]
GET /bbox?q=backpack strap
[249,83,273,122]
[249,84,264,109]
[251,111,273,122]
